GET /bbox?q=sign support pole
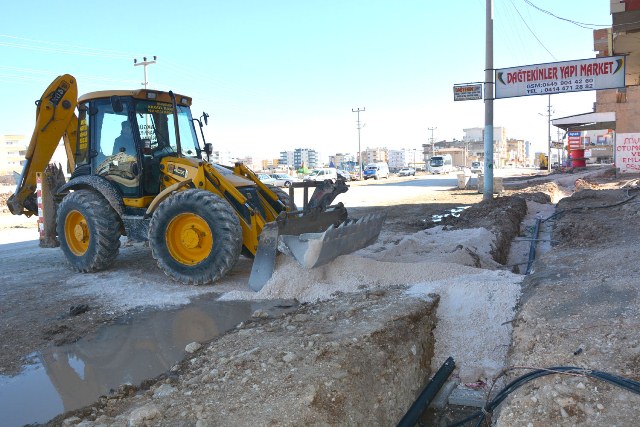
[547,95,552,171]
[483,0,494,200]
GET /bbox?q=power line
[496,1,529,65]
[0,34,141,58]
[509,0,557,61]
[522,0,610,29]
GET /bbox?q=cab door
[89,98,142,198]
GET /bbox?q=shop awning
[551,112,616,132]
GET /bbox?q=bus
[428,154,453,174]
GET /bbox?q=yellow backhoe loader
[7,74,384,290]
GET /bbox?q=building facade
[594,1,640,135]
[0,134,27,175]
[278,149,318,169]
[329,153,355,171]
[361,147,388,165]
[387,148,422,170]
[293,148,318,169]
[460,127,509,167]
[278,151,295,168]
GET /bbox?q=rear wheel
[149,189,242,285]
[56,190,121,272]
[267,185,298,211]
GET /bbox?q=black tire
[267,185,298,211]
[284,181,291,188]
[149,189,242,285]
[56,189,121,272]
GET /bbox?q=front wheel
[149,189,242,285]
[56,190,121,272]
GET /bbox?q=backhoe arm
[8,74,78,216]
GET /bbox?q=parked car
[257,173,277,185]
[470,161,484,174]
[269,173,300,187]
[336,169,352,181]
[398,167,416,177]
[303,167,338,182]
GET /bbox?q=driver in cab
[113,120,136,155]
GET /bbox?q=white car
[398,167,416,177]
[336,169,352,181]
[303,168,338,182]
[269,173,300,187]
[257,173,277,185]
[470,161,484,174]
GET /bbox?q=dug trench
[43,190,532,426]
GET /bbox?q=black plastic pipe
[525,218,541,275]
[397,357,456,427]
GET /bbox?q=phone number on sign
[526,78,595,94]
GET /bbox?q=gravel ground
[5,168,640,426]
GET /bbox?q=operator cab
[74,90,203,200]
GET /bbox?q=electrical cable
[541,191,638,223]
[0,34,141,58]
[446,366,640,427]
[508,0,557,61]
[522,0,609,29]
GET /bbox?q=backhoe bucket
[248,212,386,291]
[248,180,385,292]
[280,213,386,269]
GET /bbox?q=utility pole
[557,126,563,167]
[428,127,437,156]
[483,0,494,200]
[134,56,157,89]
[352,107,365,179]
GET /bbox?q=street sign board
[495,56,626,99]
[616,133,640,173]
[568,131,582,149]
[453,84,483,101]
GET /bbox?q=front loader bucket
[280,213,386,269]
[248,212,386,291]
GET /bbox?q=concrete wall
[596,86,640,133]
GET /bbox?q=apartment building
[0,134,27,175]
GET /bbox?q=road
[294,167,544,208]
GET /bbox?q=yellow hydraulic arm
[8,74,78,216]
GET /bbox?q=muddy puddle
[0,295,297,427]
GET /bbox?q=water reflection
[0,296,295,427]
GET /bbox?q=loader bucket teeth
[280,213,386,269]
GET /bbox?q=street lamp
[133,56,157,89]
[352,107,365,179]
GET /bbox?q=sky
[1,0,612,162]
